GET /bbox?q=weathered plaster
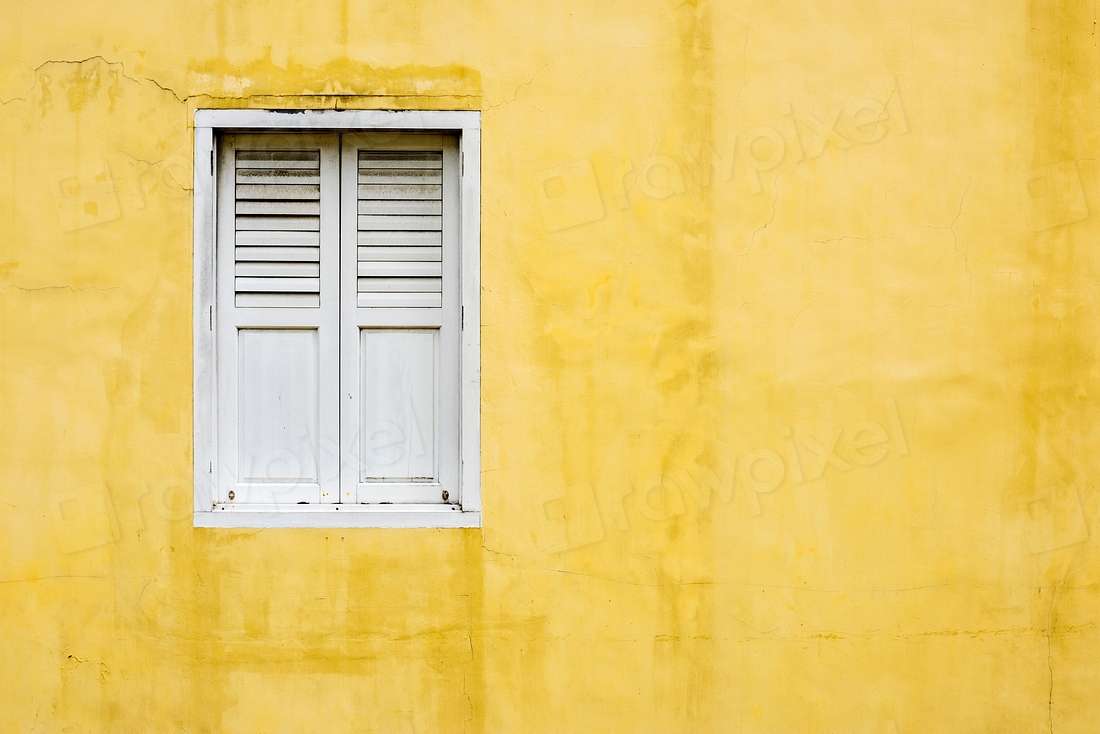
[2,0,1099,731]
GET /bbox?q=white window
[192,111,480,528]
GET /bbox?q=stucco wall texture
[2,1,1099,732]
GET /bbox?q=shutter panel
[356,151,444,308]
[234,150,322,308]
[216,135,340,505]
[341,135,462,504]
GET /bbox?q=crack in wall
[1,283,121,294]
[0,55,483,108]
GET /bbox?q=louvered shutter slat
[357,261,442,277]
[358,200,442,215]
[356,151,443,309]
[357,246,442,262]
[358,230,441,245]
[236,200,320,216]
[236,233,319,249]
[236,216,320,231]
[234,150,322,308]
[237,246,320,262]
[358,169,443,184]
[358,184,442,200]
[357,277,441,292]
[235,151,318,168]
[358,215,442,230]
[358,151,444,168]
[236,262,320,277]
[357,292,444,308]
[235,277,319,292]
[236,170,320,184]
[235,184,321,200]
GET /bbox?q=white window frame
[193,109,481,529]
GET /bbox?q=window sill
[193,504,481,529]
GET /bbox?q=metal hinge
[461,152,464,176]
[210,150,214,176]
[209,305,213,331]
[461,306,464,329]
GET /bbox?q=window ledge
[194,504,481,529]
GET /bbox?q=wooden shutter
[340,134,462,504]
[216,134,340,505]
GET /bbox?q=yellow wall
[2,1,1099,731]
